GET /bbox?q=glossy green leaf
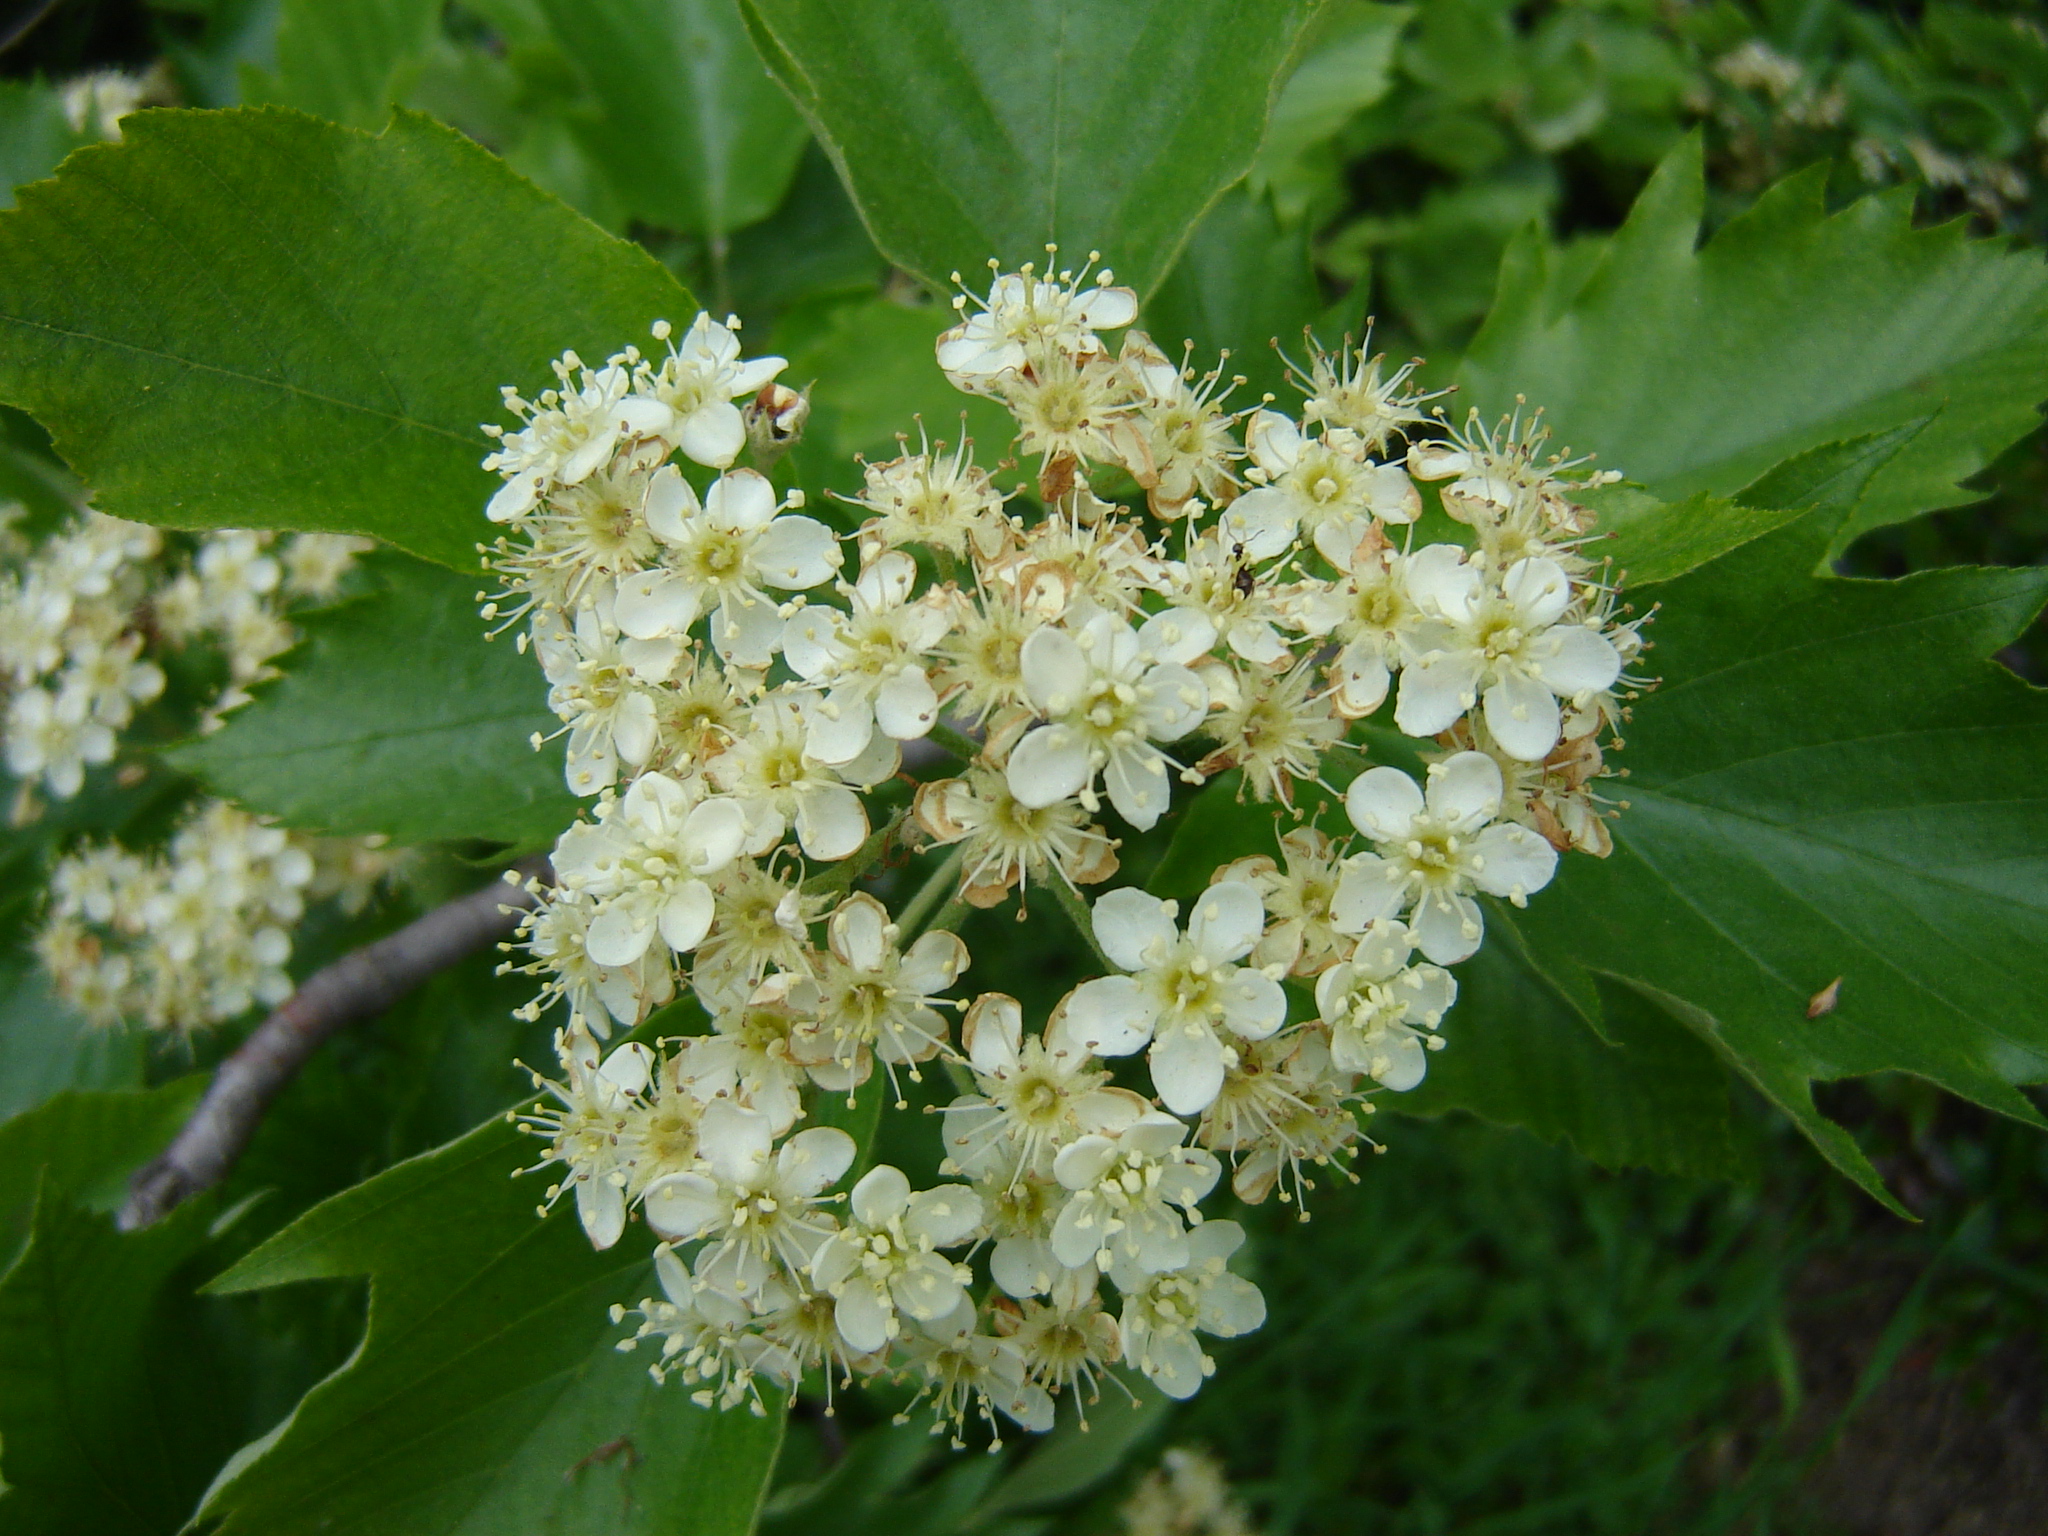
[1514,512,2048,1208]
[203,1117,786,1536]
[0,1081,203,1269]
[0,960,147,1124]
[168,553,576,848]
[539,0,810,239]
[1459,136,2048,546]
[0,107,692,569]
[739,0,1324,296]
[244,0,442,129]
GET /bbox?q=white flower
[1284,537,1432,719]
[6,686,114,797]
[614,466,842,668]
[625,1245,799,1412]
[1108,1219,1265,1400]
[912,767,1119,909]
[895,1297,1053,1444]
[509,885,675,1037]
[518,1031,656,1250]
[811,1164,983,1352]
[1397,550,1622,761]
[1217,826,1351,977]
[937,261,1138,387]
[636,313,787,469]
[709,692,876,862]
[1332,752,1558,964]
[549,772,748,967]
[1292,336,1432,453]
[1111,333,1244,517]
[782,551,952,765]
[1313,920,1456,1089]
[1050,1100,1220,1274]
[941,991,1140,1182]
[485,350,657,522]
[1058,884,1286,1115]
[1006,611,1209,832]
[789,891,969,1091]
[852,437,1010,558]
[534,602,678,795]
[642,1100,853,1300]
[1221,410,1417,560]
[999,1263,1124,1400]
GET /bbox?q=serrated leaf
[1589,419,1928,585]
[1513,512,2048,1209]
[0,1080,203,1270]
[167,552,576,847]
[0,960,147,1125]
[244,0,443,129]
[1392,937,1750,1182]
[1459,136,2048,546]
[202,1117,785,1536]
[0,78,91,208]
[539,0,810,239]
[0,108,692,569]
[739,0,1324,297]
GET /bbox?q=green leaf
[244,0,443,129]
[203,1117,786,1536]
[0,1199,231,1536]
[1391,936,1751,1182]
[1144,185,1322,405]
[1591,419,1928,586]
[0,1081,203,1270]
[168,552,577,847]
[0,78,91,208]
[0,960,147,1125]
[539,0,810,239]
[1513,512,2048,1209]
[739,0,1325,296]
[0,107,692,569]
[0,1085,235,1536]
[1247,1,1411,224]
[1459,136,2048,546]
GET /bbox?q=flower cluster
[487,254,1645,1443]
[0,506,370,812]
[36,801,399,1032]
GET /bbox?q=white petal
[795,785,868,860]
[1137,664,1207,743]
[1188,880,1264,964]
[1019,626,1089,712]
[679,401,747,468]
[1483,672,1562,762]
[905,1184,983,1248]
[1092,887,1178,971]
[643,1172,722,1241]
[1329,856,1407,931]
[1150,1023,1227,1115]
[875,668,939,740]
[962,992,1023,1074]
[1411,889,1484,965]
[1345,766,1424,843]
[1059,976,1158,1056]
[1403,544,1479,622]
[706,467,778,529]
[575,1176,626,1250]
[850,1162,911,1226]
[1245,409,1302,473]
[1218,485,1297,560]
[683,796,748,871]
[1104,744,1173,830]
[1053,1135,1119,1190]
[1140,1327,1208,1400]
[754,516,843,590]
[1425,750,1504,830]
[1371,1028,1429,1091]
[779,607,839,680]
[1138,608,1216,667]
[1394,651,1482,739]
[1219,970,1286,1040]
[710,594,783,669]
[658,880,716,953]
[1469,823,1559,901]
[833,1279,893,1353]
[807,691,876,766]
[780,1126,857,1195]
[1503,557,1571,628]
[1198,1272,1268,1337]
[829,891,889,971]
[700,1099,775,1181]
[898,929,969,996]
[644,464,700,543]
[586,901,653,966]
[1541,624,1623,696]
[1006,725,1093,809]
[614,571,699,640]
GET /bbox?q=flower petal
[1425,750,1504,830]
[1483,671,1562,762]
[1345,766,1425,843]
[1058,975,1158,1056]
[1469,822,1559,902]
[1188,880,1264,964]
[1149,1021,1227,1115]
[1092,887,1178,971]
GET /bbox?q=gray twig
[119,857,550,1231]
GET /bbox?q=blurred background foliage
[3,1,2047,1532]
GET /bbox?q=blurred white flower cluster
[1121,1445,1259,1536]
[36,800,399,1032]
[0,504,392,1030]
[0,507,369,810]
[484,253,1645,1442]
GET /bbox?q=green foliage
[0,961,145,1123]
[540,0,809,240]
[739,0,1322,296]
[243,0,441,129]
[0,78,90,210]
[1248,1,1411,225]
[0,1084,237,1536]
[0,107,691,569]
[203,1116,786,1536]
[170,553,575,848]
[1515,507,2048,1209]
[1460,137,2048,545]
